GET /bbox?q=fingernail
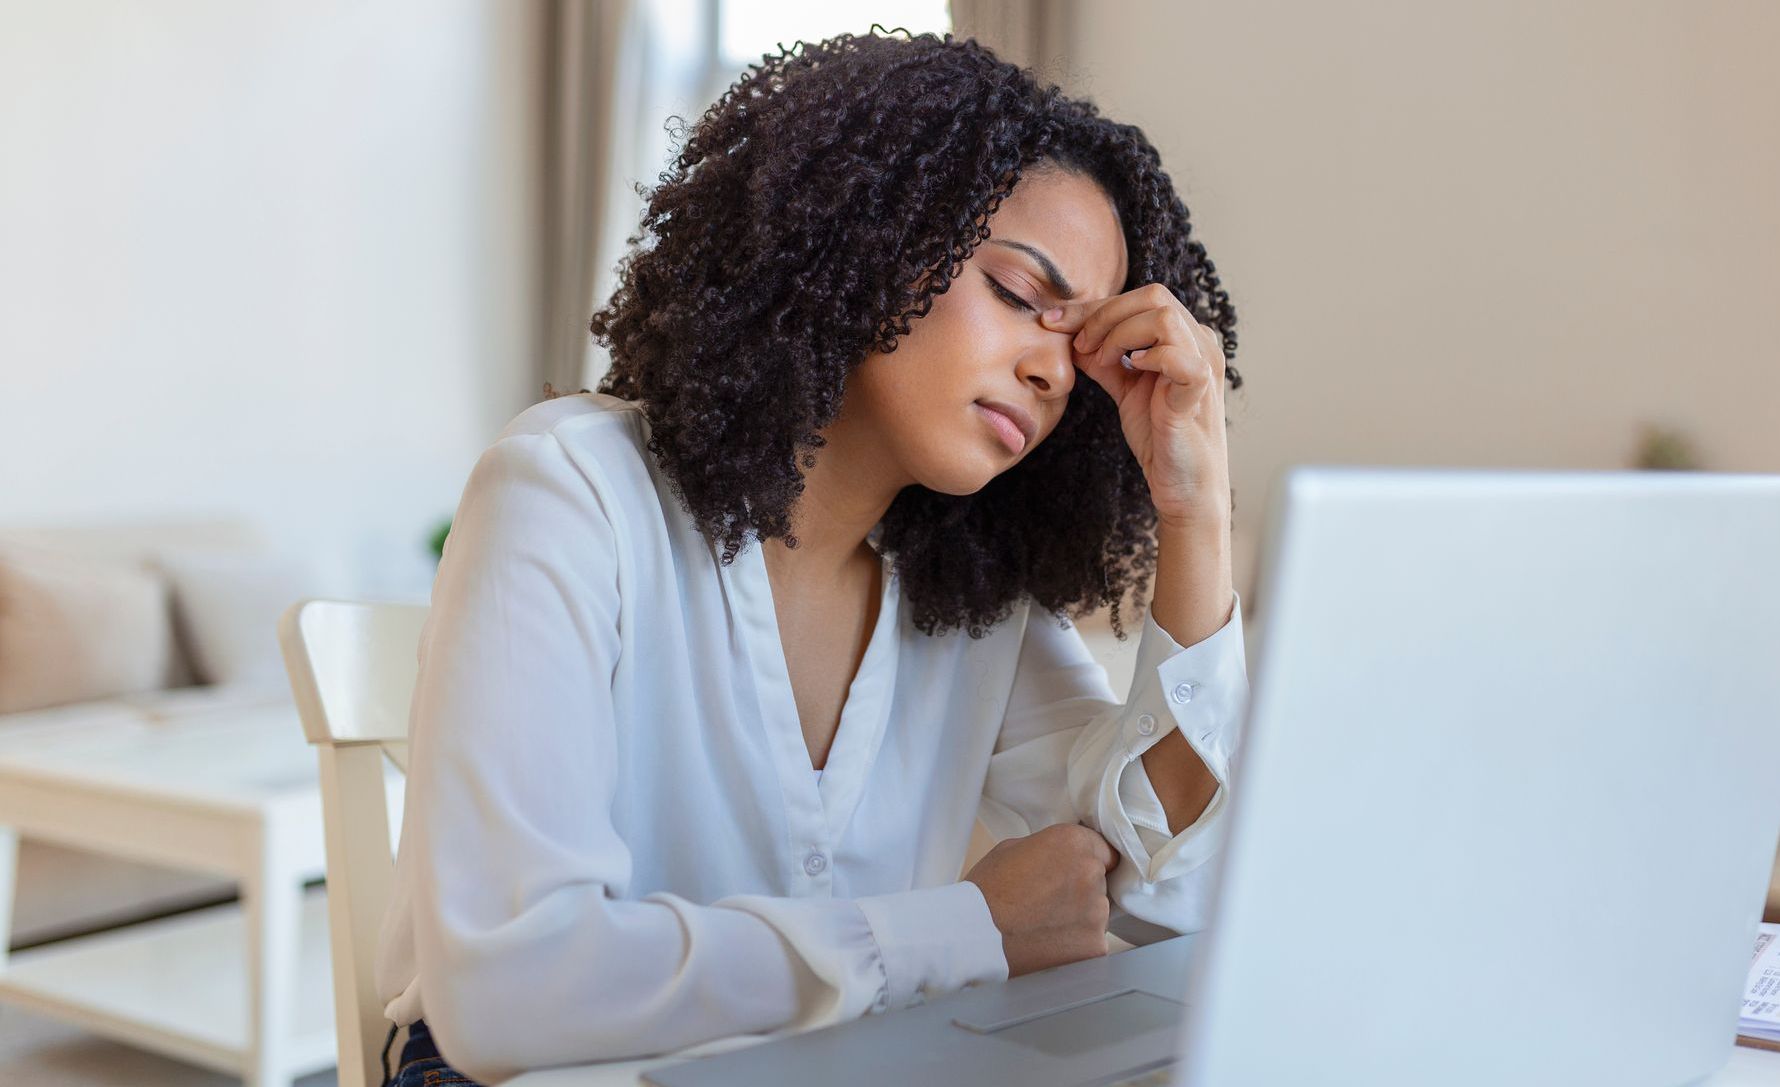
[1041,307,1064,324]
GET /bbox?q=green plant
[427,516,452,562]
[1632,423,1702,471]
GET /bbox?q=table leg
[242,812,304,1087]
[0,825,16,968]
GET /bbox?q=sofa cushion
[153,547,317,691]
[0,545,176,715]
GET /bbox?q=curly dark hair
[584,27,1242,640]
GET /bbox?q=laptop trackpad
[987,990,1185,1058]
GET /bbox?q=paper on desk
[1743,923,1780,1043]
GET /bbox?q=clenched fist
[964,823,1120,977]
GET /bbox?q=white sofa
[0,518,311,947]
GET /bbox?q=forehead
[984,169,1129,299]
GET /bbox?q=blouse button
[1136,713,1157,737]
[1171,682,1196,704]
[803,850,828,876]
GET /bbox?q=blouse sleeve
[397,430,1005,1084]
[978,593,1250,942]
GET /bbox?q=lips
[975,400,1035,454]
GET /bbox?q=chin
[913,456,1004,497]
[925,479,989,498]
[899,421,1019,495]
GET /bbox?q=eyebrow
[987,239,1079,301]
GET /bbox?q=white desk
[505,1040,1780,1086]
[496,935,1780,1085]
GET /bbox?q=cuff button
[1171,682,1196,704]
[1136,713,1157,736]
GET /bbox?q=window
[718,0,952,69]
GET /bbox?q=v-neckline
[718,531,901,845]
[775,550,884,775]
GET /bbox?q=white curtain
[539,0,719,395]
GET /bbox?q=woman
[382,28,1249,1087]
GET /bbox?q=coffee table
[0,700,400,1087]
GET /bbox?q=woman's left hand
[1040,284,1231,528]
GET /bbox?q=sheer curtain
[538,0,720,395]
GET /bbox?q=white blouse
[376,392,1250,1084]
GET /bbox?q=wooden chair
[279,599,426,1087]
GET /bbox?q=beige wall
[0,0,543,596]
[6,3,1774,602]
[1055,0,1779,609]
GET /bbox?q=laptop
[644,466,1780,1087]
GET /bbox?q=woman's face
[843,167,1130,496]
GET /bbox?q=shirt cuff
[1069,590,1249,885]
[854,880,1009,1011]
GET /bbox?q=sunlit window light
[718,0,952,68]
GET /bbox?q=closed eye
[983,272,1036,313]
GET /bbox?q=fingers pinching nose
[1040,304,1087,334]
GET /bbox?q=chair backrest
[279,598,427,1087]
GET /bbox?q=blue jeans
[386,1018,485,1087]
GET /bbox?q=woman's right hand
[963,823,1120,977]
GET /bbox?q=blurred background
[0,3,1776,1082]
[3,0,1775,604]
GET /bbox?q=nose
[1016,329,1076,402]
